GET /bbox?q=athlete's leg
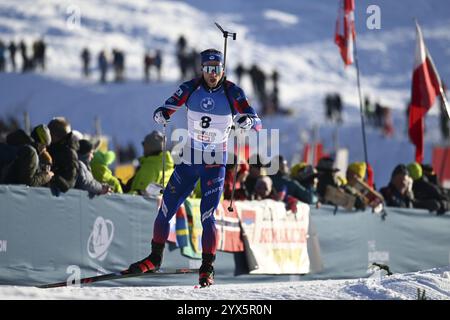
[152,163,199,244]
[128,163,199,273]
[199,164,226,255]
[197,164,225,286]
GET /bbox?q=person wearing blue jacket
[128,48,262,287]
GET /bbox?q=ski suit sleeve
[227,82,262,131]
[157,78,200,116]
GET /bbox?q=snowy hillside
[1,0,449,187]
[1,0,449,107]
[1,266,450,300]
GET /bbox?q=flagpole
[352,38,369,168]
[438,87,450,120]
[335,0,369,168]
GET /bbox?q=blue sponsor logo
[200,97,215,111]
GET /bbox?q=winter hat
[142,130,164,155]
[316,157,339,172]
[92,150,116,166]
[421,163,435,175]
[391,164,408,179]
[48,117,71,142]
[291,162,318,181]
[200,49,223,65]
[291,162,308,178]
[6,129,33,146]
[31,124,52,146]
[347,162,367,179]
[78,139,94,156]
[407,162,423,181]
[71,130,84,141]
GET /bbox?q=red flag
[335,0,356,66]
[408,22,445,163]
[366,163,374,189]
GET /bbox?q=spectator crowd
[0,38,46,73]
[0,116,448,216]
[1,34,449,215]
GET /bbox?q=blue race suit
[152,77,261,255]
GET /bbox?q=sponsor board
[236,200,310,274]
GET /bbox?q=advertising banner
[235,200,310,274]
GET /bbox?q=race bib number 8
[201,116,212,128]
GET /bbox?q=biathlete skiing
[127,48,262,287]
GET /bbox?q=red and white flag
[408,21,449,163]
[335,0,356,66]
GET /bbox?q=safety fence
[0,185,449,286]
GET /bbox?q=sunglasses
[202,65,223,74]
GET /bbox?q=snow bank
[1,266,449,300]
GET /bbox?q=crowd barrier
[0,185,449,286]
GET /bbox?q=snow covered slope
[1,266,450,300]
[1,0,449,106]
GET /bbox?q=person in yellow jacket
[128,130,174,195]
[90,149,123,193]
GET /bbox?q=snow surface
[1,0,450,300]
[1,266,450,300]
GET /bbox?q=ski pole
[214,22,236,73]
[215,22,238,211]
[160,123,166,194]
[228,128,241,212]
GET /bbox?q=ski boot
[127,241,164,274]
[199,253,215,287]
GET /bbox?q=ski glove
[153,107,170,125]
[235,114,254,130]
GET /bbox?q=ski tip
[37,282,65,289]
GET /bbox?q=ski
[38,268,199,289]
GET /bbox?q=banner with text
[235,200,310,274]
